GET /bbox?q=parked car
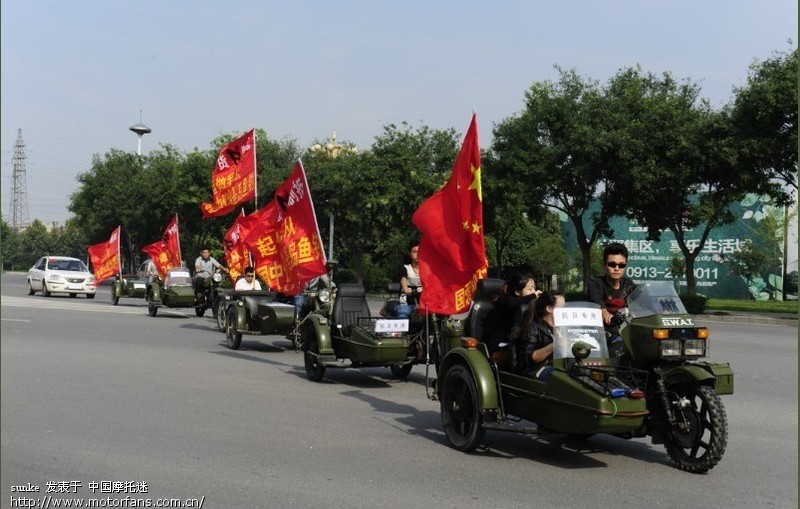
[27,256,97,298]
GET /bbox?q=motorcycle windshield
[626,281,687,319]
[552,302,608,360]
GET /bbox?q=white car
[27,256,97,298]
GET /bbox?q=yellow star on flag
[468,164,482,202]
[471,222,481,234]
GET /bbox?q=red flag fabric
[141,215,182,279]
[223,208,265,282]
[201,129,257,219]
[411,114,488,314]
[87,226,121,284]
[243,161,327,295]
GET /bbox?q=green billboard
[559,194,791,299]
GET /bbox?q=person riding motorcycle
[586,242,637,358]
[194,247,229,294]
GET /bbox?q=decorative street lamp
[310,132,357,158]
[129,109,151,155]
[309,132,357,259]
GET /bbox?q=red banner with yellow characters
[243,161,327,295]
[201,129,257,219]
[141,215,182,279]
[412,114,488,314]
[87,226,121,284]
[223,208,268,282]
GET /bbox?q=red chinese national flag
[243,161,327,295]
[141,215,182,279]
[87,226,121,284]
[412,114,488,314]
[201,129,257,219]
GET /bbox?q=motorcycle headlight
[318,289,331,303]
[683,339,706,357]
[48,274,63,282]
[212,273,223,283]
[659,340,682,358]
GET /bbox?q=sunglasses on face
[606,262,627,269]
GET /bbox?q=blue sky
[2,0,796,225]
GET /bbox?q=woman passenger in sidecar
[513,290,565,381]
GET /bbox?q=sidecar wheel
[440,364,484,451]
[216,300,227,332]
[664,385,727,474]
[303,332,326,382]
[390,362,413,378]
[226,309,242,350]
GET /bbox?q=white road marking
[1,318,31,322]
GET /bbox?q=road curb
[694,313,798,326]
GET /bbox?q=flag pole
[117,226,122,277]
[175,213,183,267]
[252,127,258,212]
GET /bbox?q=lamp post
[129,109,151,155]
[309,132,358,260]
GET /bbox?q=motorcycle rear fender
[232,304,248,331]
[438,347,500,412]
[305,314,334,355]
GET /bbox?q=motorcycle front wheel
[664,384,728,473]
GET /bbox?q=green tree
[17,220,51,268]
[727,240,770,299]
[0,219,19,270]
[491,67,621,291]
[604,67,765,295]
[731,46,798,192]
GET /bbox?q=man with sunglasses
[586,242,637,325]
[234,266,263,291]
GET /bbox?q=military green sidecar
[145,267,197,317]
[301,282,428,381]
[110,273,147,305]
[217,290,295,349]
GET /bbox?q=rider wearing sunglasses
[586,242,637,325]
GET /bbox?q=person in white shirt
[234,266,263,291]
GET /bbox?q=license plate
[67,284,83,290]
[375,319,409,333]
[133,283,145,289]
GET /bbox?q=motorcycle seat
[332,283,371,334]
[464,278,506,342]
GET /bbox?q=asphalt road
[1,272,797,509]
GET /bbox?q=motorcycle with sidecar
[434,278,732,473]
[217,289,296,350]
[146,267,224,317]
[300,277,430,381]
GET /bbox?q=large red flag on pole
[87,226,121,284]
[412,114,488,314]
[141,215,182,279]
[201,129,257,218]
[244,161,327,294]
